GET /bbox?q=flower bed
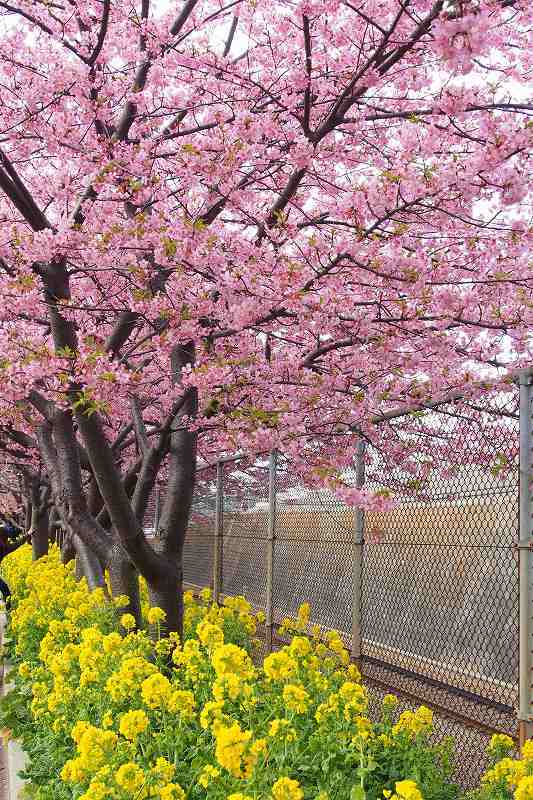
[0,545,529,800]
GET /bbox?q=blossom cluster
[0,0,531,512]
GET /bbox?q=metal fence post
[265,450,277,653]
[519,372,533,746]
[351,440,366,661]
[213,461,224,603]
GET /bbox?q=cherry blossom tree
[0,0,531,632]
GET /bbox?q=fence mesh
[146,391,520,787]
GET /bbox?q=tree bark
[36,418,108,587]
[29,478,50,560]
[73,534,106,590]
[107,540,142,623]
[148,343,197,636]
[61,533,76,565]
[74,409,164,583]
[31,504,49,560]
[24,499,31,531]
[147,559,183,638]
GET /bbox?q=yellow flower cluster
[272,776,304,800]
[141,672,172,709]
[489,734,516,754]
[269,718,296,742]
[213,721,257,777]
[483,757,525,787]
[119,709,149,740]
[481,737,533,798]
[278,602,311,636]
[384,779,423,800]
[212,642,255,680]
[283,684,310,714]
[316,681,368,725]
[2,545,461,800]
[61,722,118,783]
[264,649,298,681]
[516,777,533,800]
[392,706,433,737]
[198,764,220,788]
[107,655,157,702]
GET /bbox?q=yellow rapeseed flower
[101,712,113,729]
[297,602,311,625]
[283,684,310,714]
[269,719,296,742]
[489,733,515,753]
[200,700,226,730]
[113,594,130,607]
[383,694,398,709]
[147,606,167,625]
[214,722,252,777]
[141,672,172,710]
[115,762,145,793]
[263,650,297,681]
[198,764,220,787]
[394,780,423,800]
[392,707,432,737]
[159,783,185,800]
[119,709,149,740]
[152,756,176,783]
[288,636,312,658]
[61,757,87,783]
[120,613,136,630]
[18,662,31,679]
[79,780,109,800]
[515,776,533,800]
[197,619,224,649]
[71,720,92,744]
[168,689,196,719]
[523,741,533,762]
[211,643,254,680]
[272,776,304,800]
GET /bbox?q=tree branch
[157,343,197,557]
[131,395,149,455]
[87,0,111,65]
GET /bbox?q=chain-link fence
[145,389,527,787]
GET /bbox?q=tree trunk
[24,499,32,531]
[72,533,106,590]
[148,561,183,638]
[150,343,197,638]
[32,504,50,560]
[107,540,142,624]
[61,535,76,565]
